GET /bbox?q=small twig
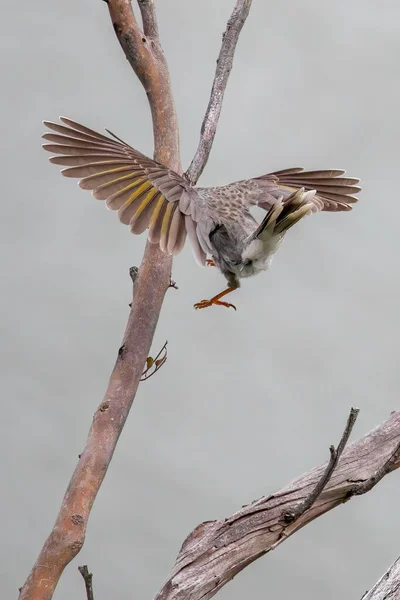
[137,0,159,39]
[282,407,359,522]
[78,566,94,600]
[141,340,168,381]
[348,439,400,497]
[185,0,253,185]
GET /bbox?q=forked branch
[18,1,180,598]
[18,3,253,599]
[155,410,400,600]
[282,407,359,522]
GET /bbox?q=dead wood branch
[282,407,359,522]
[185,0,253,185]
[362,555,400,599]
[155,411,400,600]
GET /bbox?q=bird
[42,117,360,310]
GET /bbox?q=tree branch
[138,0,159,39]
[78,566,94,600]
[19,1,253,596]
[107,0,180,169]
[282,407,359,522]
[156,411,400,600]
[362,555,400,599]
[18,2,180,598]
[185,0,253,185]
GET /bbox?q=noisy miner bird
[42,118,360,310]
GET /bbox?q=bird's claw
[194,298,236,310]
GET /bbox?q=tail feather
[270,168,360,211]
[256,168,360,212]
[254,188,315,240]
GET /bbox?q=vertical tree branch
[19,2,255,598]
[185,0,252,185]
[138,0,159,39]
[107,0,180,169]
[18,2,179,599]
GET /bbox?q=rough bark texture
[18,2,179,598]
[363,557,400,599]
[155,411,400,600]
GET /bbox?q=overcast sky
[2,1,400,598]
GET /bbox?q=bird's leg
[194,284,238,311]
[206,259,216,267]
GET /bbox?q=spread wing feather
[42,118,360,265]
[42,118,203,260]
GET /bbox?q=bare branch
[19,1,254,592]
[18,2,180,599]
[107,0,181,169]
[348,438,400,496]
[138,0,159,39]
[185,0,253,185]
[156,411,400,600]
[362,555,400,599]
[282,407,359,522]
[78,566,94,600]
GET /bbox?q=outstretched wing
[203,168,360,214]
[42,117,207,262]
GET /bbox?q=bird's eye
[244,259,252,267]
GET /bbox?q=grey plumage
[42,118,360,309]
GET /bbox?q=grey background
[2,0,399,598]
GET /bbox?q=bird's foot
[206,259,216,267]
[194,285,238,311]
[194,298,236,310]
